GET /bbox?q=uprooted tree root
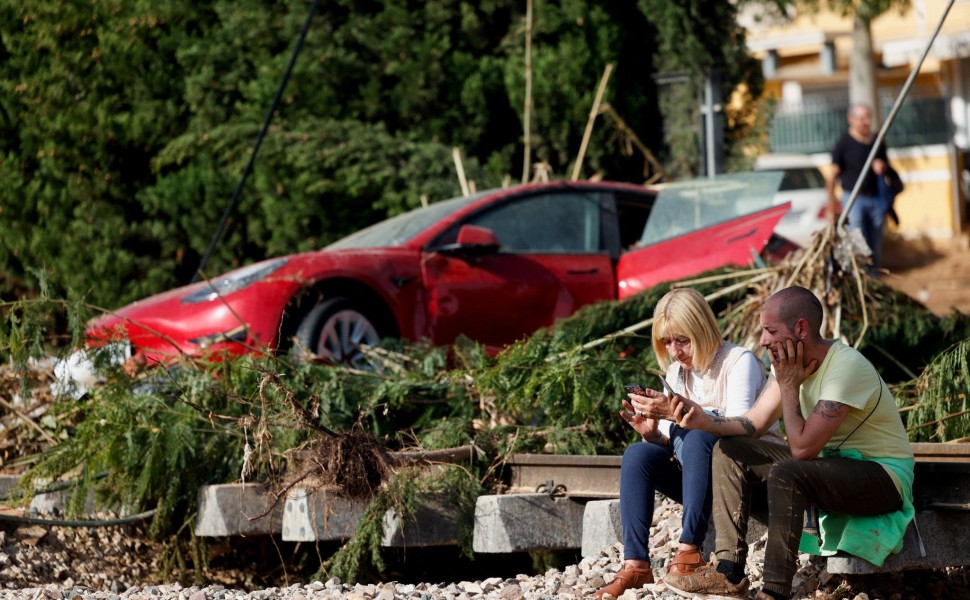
[250,372,395,513]
[290,429,394,499]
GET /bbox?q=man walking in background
[825,103,890,273]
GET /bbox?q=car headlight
[181,258,289,304]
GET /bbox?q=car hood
[89,248,420,331]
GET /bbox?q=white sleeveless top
[660,341,784,443]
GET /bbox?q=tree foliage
[637,0,766,178]
[903,337,970,442]
[1,0,767,318]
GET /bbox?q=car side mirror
[432,224,501,258]
[456,224,500,247]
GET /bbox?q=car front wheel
[293,297,383,369]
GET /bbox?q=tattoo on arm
[712,415,757,437]
[812,400,848,420]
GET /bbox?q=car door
[616,203,790,299]
[421,189,616,348]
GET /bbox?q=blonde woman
[596,288,779,599]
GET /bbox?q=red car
[87,177,790,369]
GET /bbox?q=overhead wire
[191,0,321,283]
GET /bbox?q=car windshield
[641,171,784,246]
[326,190,492,249]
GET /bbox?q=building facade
[741,0,970,240]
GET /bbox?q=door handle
[567,269,599,275]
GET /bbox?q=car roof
[754,153,821,170]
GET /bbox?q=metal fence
[769,96,951,154]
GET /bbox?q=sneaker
[594,563,654,599]
[664,563,749,598]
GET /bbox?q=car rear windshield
[641,171,783,246]
[326,191,490,249]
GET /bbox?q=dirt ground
[881,232,970,316]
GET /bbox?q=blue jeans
[842,191,887,270]
[618,427,720,560]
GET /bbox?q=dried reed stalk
[521,0,533,184]
[571,63,614,181]
[599,103,664,184]
[453,147,470,196]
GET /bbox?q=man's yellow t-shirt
[798,340,913,482]
[796,340,915,565]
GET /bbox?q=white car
[754,154,829,247]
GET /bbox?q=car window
[615,191,655,251]
[642,171,783,246]
[778,167,826,191]
[467,192,604,253]
[326,191,490,249]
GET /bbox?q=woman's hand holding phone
[619,397,660,438]
[658,384,709,430]
[624,382,676,420]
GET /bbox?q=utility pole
[701,69,724,178]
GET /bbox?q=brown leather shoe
[594,563,655,599]
[666,547,705,576]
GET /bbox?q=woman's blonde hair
[651,288,722,372]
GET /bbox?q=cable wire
[0,509,157,528]
[191,0,320,283]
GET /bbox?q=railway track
[506,443,970,507]
[4,443,970,575]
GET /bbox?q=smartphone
[657,376,675,397]
[623,383,646,396]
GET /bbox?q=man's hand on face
[769,339,818,390]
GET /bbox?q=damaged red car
[87,175,790,369]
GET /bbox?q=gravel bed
[6,496,970,599]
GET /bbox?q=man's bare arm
[813,400,847,419]
[709,414,757,437]
[673,381,781,437]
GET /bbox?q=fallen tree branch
[0,396,56,444]
[389,445,475,466]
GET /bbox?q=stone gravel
[3,497,969,599]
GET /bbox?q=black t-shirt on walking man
[831,132,888,198]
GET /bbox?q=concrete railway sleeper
[3,443,969,574]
